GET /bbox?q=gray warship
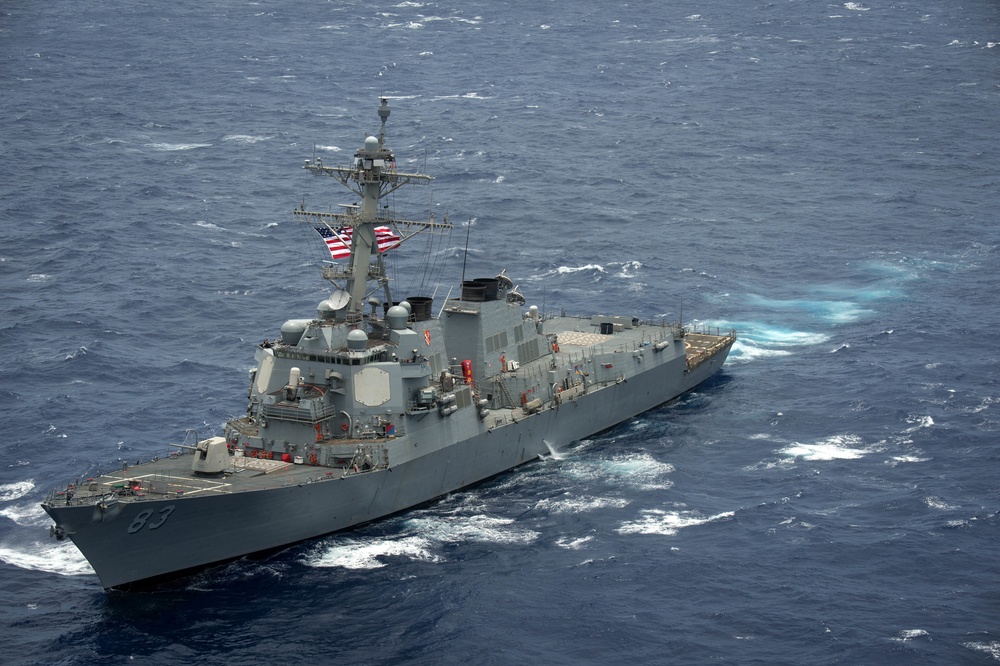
[42,100,736,590]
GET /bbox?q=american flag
[314,225,401,260]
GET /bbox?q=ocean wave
[304,535,440,570]
[0,501,47,527]
[745,294,873,324]
[707,319,828,363]
[902,414,934,433]
[891,629,929,642]
[0,540,94,577]
[963,641,1000,660]
[535,495,630,514]
[886,454,930,466]
[304,512,540,570]
[555,535,594,550]
[617,508,734,536]
[0,480,35,502]
[222,134,273,144]
[555,264,606,275]
[705,320,829,347]
[143,142,213,151]
[560,452,675,492]
[779,434,869,461]
[727,339,793,363]
[924,496,958,511]
[403,514,540,546]
[194,220,226,231]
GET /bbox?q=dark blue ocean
[2,0,999,663]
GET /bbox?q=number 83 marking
[127,505,176,534]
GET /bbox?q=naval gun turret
[173,436,231,476]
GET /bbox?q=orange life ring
[340,423,349,432]
[250,449,258,458]
[267,450,274,460]
[309,453,318,465]
[314,423,323,442]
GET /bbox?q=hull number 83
[127,505,176,534]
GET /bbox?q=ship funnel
[406,296,433,321]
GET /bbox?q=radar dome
[280,319,310,346]
[364,136,379,151]
[386,305,409,330]
[347,329,369,351]
[317,300,336,319]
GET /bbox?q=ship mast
[295,98,447,322]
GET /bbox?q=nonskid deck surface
[545,315,734,368]
[47,452,370,507]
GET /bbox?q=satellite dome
[386,305,409,330]
[364,136,379,151]
[317,300,336,319]
[346,329,369,351]
[280,319,309,346]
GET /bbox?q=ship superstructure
[42,100,735,589]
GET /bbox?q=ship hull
[43,343,730,589]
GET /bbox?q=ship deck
[46,317,735,510]
[543,314,735,370]
[45,450,378,508]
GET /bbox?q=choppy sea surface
[2,0,999,663]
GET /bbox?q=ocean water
[2,0,999,663]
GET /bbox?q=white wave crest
[404,514,540,546]
[780,434,868,461]
[963,641,1000,659]
[924,496,957,511]
[903,414,934,433]
[556,535,593,550]
[535,495,630,514]
[0,541,94,577]
[222,134,272,144]
[0,480,34,502]
[304,512,540,570]
[617,508,734,536]
[144,142,213,151]
[0,502,48,527]
[728,339,792,363]
[561,452,675,492]
[304,536,439,570]
[556,263,606,275]
[892,629,929,642]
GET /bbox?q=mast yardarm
[294,98,441,319]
